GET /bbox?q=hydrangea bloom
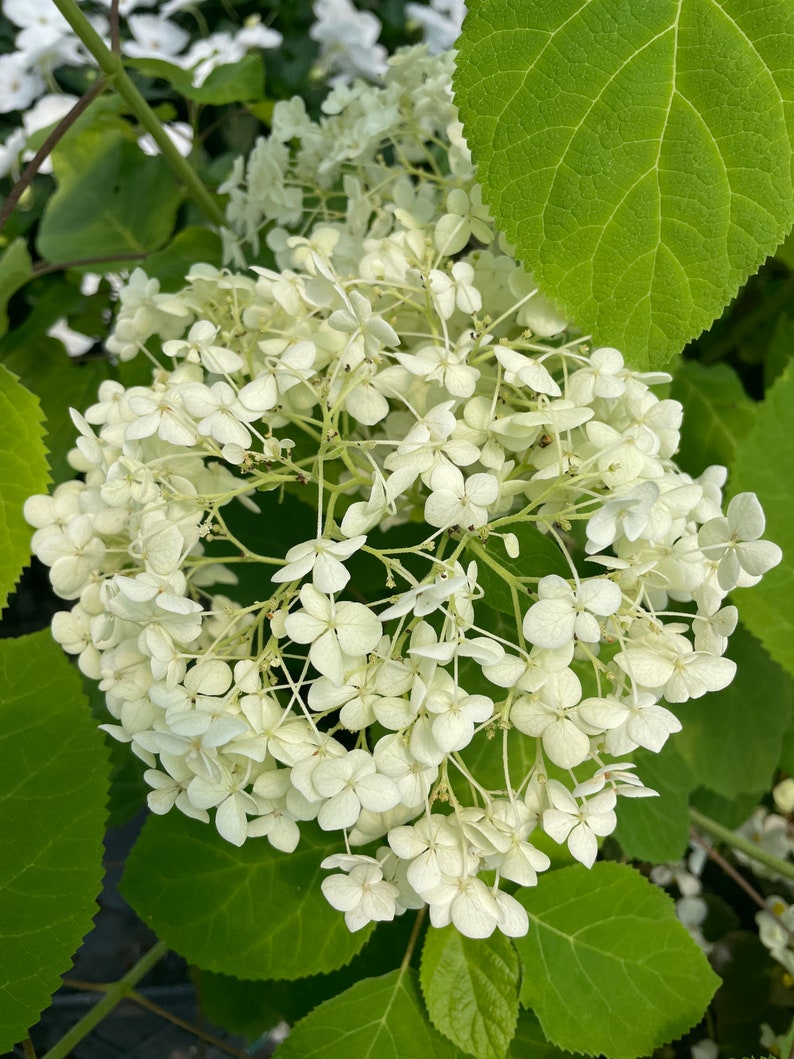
[28,47,781,941]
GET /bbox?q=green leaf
[37,130,181,266]
[129,53,265,104]
[144,226,223,291]
[0,238,32,336]
[730,368,794,675]
[195,970,287,1043]
[191,54,266,104]
[420,925,519,1059]
[671,361,757,475]
[121,813,374,980]
[776,225,794,269]
[0,365,49,611]
[469,523,570,617]
[2,337,110,484]
[0,631,110,1051]
[454,1,794,368]
[514,862,720,1059]
[690,787,760,830]
[614,743,695,862]
[275,969,463,1059]
[672,625,791,797]
[508,1010,570,1059]
[763,312,794,389]
[196,915,417,1043]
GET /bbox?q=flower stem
[689,807,794,882]
[400,905,427,975]
[50,0,226,229]
[40,940,168,1059]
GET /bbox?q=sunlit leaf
[455,0,794,367]
[420,925,519,1059]
[514,862,719,1058]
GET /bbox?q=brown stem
[0,78,107,236]
[399,905,427,975]
[41,941,168,1059]
[109,0,120,55]
[22,1039,37,1059]
[61,979,251,1059]
[690,827,794,943]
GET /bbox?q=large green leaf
[731,368,794,676]
[671,361,757,475]
[0,365,49,610]
[454,1,794,368]
[37,129,181,266]
[275,969,463,1059]
[122,813,374,980]
[0,238,33,336]
[514,862,719,1058]
[613,743,695,862]
[0,631,110,1051]
[420,926,519,1059]
[672,625,791,797]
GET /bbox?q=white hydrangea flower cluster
[27,47,781,940]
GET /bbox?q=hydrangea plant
[26,48,781,942]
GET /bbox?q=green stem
[50,0,226,229]
[689,807,794,882]
[40,940,168,1059]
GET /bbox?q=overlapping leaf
[420,926,519,1059]
[275,969,463,1059]
[122,813,374,980]
[0,632,110,1051]
[514,862,719,1058]
[455,0,794,367]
